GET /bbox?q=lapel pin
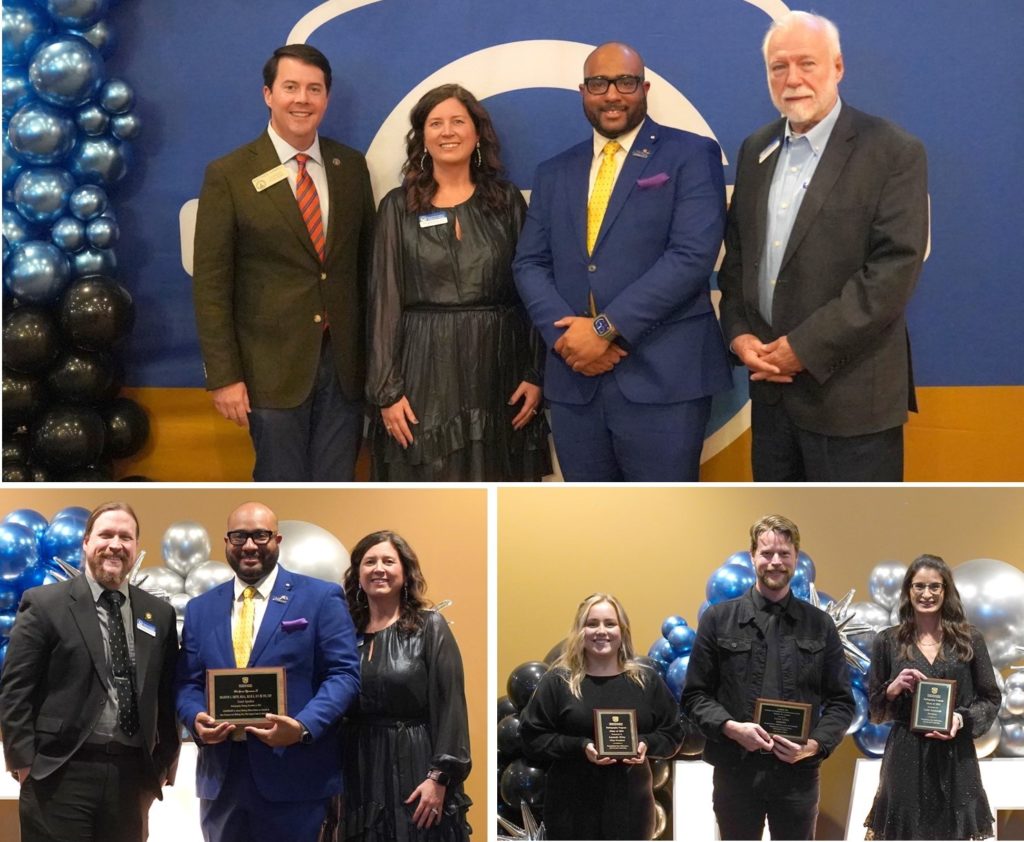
[631,148,651,159]
[285,581,293,590]
[272,594,290,604]
[332,158,341,166]
[144,612,152,620]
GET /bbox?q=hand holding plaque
[911,678,957,734]
[754,697,812,744]
[593,708,639,758]
[207,667,287,727]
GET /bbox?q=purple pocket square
[281,618,308,631]
[636,172,670,189]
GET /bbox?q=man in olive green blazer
[193,44,374,480]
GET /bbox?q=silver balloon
[46,0,109,31]
[169,591,191,619]
[185,560,233,597]
[28,35,104,109]
[9,102,77,166]
[13,166,75,224]
[68,135,128,186]
[99,79,134,114]
[51,215,87,251]
[69,184,108,220]
[162,521,211,577]
[137,565,184,596]
[75,103,109,136]
[278,520,350,584]
[2,2,53,66]
[71,245,116,277]
[3,69,35,120]
[72,19,116,57]
[1005,687,1024,717]
[110,111,140,141]
[4,240,71,304]
[954,558,1024,668]
[996,717,1024,757]
[85,216,117,248]
[974,717,1001,759]
[868,561,907,610]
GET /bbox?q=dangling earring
[420,150,429,171]
[357,585,366,604]
[474,142,482,167]
[402,584,409,602]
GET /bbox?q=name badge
[252,164,290,192]
[418,211,448,228]
[758,138,781,164]
[136,618,156,637]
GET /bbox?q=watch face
[594,315,612,336]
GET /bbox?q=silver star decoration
[497,801,546,840]
[808,584,873,672]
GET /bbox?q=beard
[757,566,793,593]
[228,545,279,584]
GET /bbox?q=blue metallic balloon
[71,245,116,277]
[0,611,16,638]
[697,598,712,622]
[706,561,756,604]
[4,240,72,304]
[666,623,696,657]
[661,614,686,639]
[2,68,35,120]
[51,214,87,250]
[68,183,108,219]
[0,521,39,582]
[2,1,53,67]
[55,506,89,522]
[724,550,753,569]
[110,110,140,141]
[0,583,20,613]
[8,101,77,165]
[74,102,108,135]
[3,134,27,190]
[98,78,133,114]
[3,205,39,246]
[852,721,892,758]
[46,0,110,30]
[71,19,116,57]
[846,685,870,735]
[85,215,117,248]
[39,515,86,567]
[13,166,75,224]
[28,35,104,109]
[2,234,8,265]
[648,637,675,671]
[68,135,128,186]
[797,551,816,583]
[3,509,49,543]
[665,655,690,700]
[790,564,812,602]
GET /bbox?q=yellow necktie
[233,586,256,668]
[587,140,621,254]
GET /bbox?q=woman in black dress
[519,593,682,840]
[367,84,548,481]
[864,554,1000,840]
[341,531,471,841]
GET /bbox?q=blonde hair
[551,593,647,699]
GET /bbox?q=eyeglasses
[911,582,944,594]
[583,75,645,95]
[226,529,274,546]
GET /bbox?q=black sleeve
[519,670,588,761]
[423,612,472,784]
[867,628,904,724]
[366,189,409,408]
[960,628,1000,738]
[0,589,52,771]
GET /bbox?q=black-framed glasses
[226,529,274,546]
[911,582,944,594]
[583,74,644,95]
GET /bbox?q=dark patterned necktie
[294,153,325,262]
[100,589,140,737]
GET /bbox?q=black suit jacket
[0,576,180,797]
[718,103,928,437]
[192,131,375,408]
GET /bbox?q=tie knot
[101,589,124,609]
[294,153,309,170]
[602,141,621,158]
[242,586,257,601]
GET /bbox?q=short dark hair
[84,502,140,541]
[263,44,332,93]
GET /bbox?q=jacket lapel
[68,575,109,685]
[591,119,659,255]
[210,581,236,668]
[129,586,155,697]
[248,567,294,666]
[250,133,320,264]
[566,143,592,262]
[752,121,786,273]
[322,143,346,262]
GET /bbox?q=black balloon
[102,396,149,458]
[543,638,566,665]
[506,661,548,710]
[650,758,671,791]
[497,695,517,722]
[30,404,106,470]
[118,474,153,481]
[499,758,546,808]
[2,462,32,482]
[2,370,46,429]
[63,462,114,481]
[45,348,115,404]
[27,463,51,482]
[2,433,31,464]
[2,306,62,373]
[59,275,135,350]
[497,714,522,759]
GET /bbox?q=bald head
[580,41,650,139]
[227,501,279,533]
[584,42,645,78]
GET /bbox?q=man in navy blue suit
[514,41,732,481]
[175,502,359,842]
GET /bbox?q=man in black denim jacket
[682,514,853,840]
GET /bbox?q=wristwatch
[300,724,313,745]
[426,768,451,786]
[592,313,618,341]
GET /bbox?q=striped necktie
[587,140,621,255]
[233,586,257,668]
[294,153,325,262]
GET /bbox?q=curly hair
[401,83,510,214]
[895,554,975,662]
[343,530,429,635]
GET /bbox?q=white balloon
[162,521,212,577]
[137,565,184,596]
[169,592,191,618]
[996,717,1024,757]
[954,558,1024,669]
[868,561,907,610]
[277,520,350,584]
[974,717,1001,758]
[185,560,233,596]
[1005,687,1024,717]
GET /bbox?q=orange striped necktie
[294,153,325,262]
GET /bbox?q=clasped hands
[553,317,627,375]
[732,333,803,383]
[584,740,648,766]
[194,711,305,747]
[723,720,819,764]
[886,668,963,740]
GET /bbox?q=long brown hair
[401,83,509,214]
[343,530,429,635]
[896,554,975,662]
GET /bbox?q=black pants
[712,762,820,840]
[752,400,904,481]
[20,750,153,842]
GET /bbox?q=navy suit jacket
[513,117,732,406]
[175,566,359,802]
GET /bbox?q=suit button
[320,273,327,281]
[313,314,323,324]
[588,264,597,273]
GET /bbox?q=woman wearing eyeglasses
[366,83,549,481]
[863,555,1000,840]
[337,531,471,842]
[519,593,682,840]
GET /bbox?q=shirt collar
[267,122,322,167]
[233,562,279,602]
[785,96,842,156]
[751,585,792,614]
[84,566,131,605]
[591,120,644,159]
